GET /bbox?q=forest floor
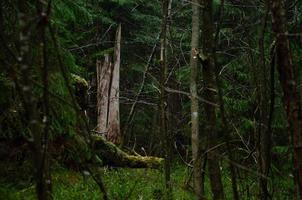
[0,160,196,200]
[0,160,294,200]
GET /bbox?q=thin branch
[165,87,219,107]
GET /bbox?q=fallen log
[91,135,163,169]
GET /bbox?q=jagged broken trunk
[96,25,121,144]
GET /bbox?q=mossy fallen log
[91,135,163,169]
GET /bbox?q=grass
[0,160,296,200]
[0,161,195,200]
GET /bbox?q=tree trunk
[4,2,54,197]
[96,55,111,135]
[96,25,121,144]
[270,0,302,198]
[190,0,204,199]
[258,3,271,199]
[213,1,239,199]
[17,1,52,199]
[160,0,172,198]
[201,0,225,199]
[108,24,121,144]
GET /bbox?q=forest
[0,0,302,199]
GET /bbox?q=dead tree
[96,25,121,144]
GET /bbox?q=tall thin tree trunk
[270,0,302,198]
[258,3,271,199]
[213,1,239,199]
[190,0,204,199]
[160,0,172,198]
[201,0,225,199]
[17,1,52,199]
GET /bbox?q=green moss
[71,74,88,87]
[91,135,163,168]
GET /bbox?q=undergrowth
[0,161,195,200]
[0,160,294,200]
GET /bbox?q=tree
[213,1,239,199]
[96,25,121,144]
[160,0,172,198]
[270,0,302,197]
[255,1,271,199]
[16,1,52,199]
[201,0,225,199]
[190,0,204,199]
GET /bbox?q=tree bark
[17,1,52,199]
[213,1,239,199]
[201,0,225,199]
[96,55,111,135]
[96,25,121,144]
[107,24,121,144]
[190,0,204,199]
[270,0,302,198]
[160,0,172,198]
[257,2,271,199]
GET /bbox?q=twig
[164,87,219,107]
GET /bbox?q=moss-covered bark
[92,135,163,169]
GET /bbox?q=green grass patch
[0,161,195,200]
[0,160,295,199]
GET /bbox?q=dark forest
[0,0,302,199]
